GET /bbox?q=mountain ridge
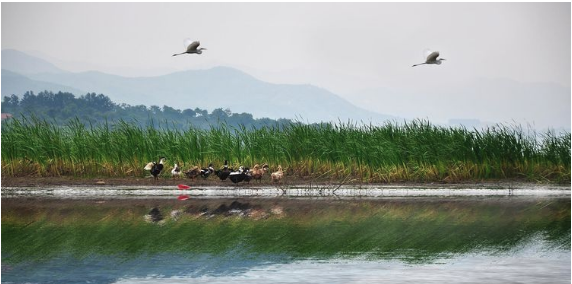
[1,49,398,123]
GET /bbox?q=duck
[200,163,215,179]
[171,163,181,178]
[215,160,233,181]
[271,165,284,183]
[229,166,252,184]
[251,163,269,183]
[144,157,166,181]
[185,163,215,180]
[184,166,200,180]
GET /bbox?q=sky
[1,2,571,129]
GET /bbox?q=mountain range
[1,49,397,124]
[2,49,570,131]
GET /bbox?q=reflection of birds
[171,163,181,178]
[215,160,233,181]
[412,51,446,67]
[144,157,166,180]
[229,166,252,184]
[172,40,206,56]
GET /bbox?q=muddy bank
[1,175,555,188]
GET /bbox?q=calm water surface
[2,185,570,283]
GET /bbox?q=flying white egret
[172,39,206,56]
[412,50,446,67]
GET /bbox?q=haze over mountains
[1,49,570,131]
[349,79,571,131]
[1,49,397,124]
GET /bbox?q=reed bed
[1,116,570,183]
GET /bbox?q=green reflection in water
[2,197,570,264]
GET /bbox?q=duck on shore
[171,163,181,179]
[144,157,166,181]
[215,160,233,181]
[229,166,252,184]
[251,163,269,183]
[271,165,284,183]
[185,163,215,180]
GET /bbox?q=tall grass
[1,116,570,182]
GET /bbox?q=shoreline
[2,176,569,189]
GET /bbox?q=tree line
[1,91,292,129]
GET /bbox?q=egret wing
[423,49,433,59]
[183,38,195,48]
[186,41,200,52]
[426,51,440,62]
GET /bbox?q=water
[2,184,570,199]
[3,238,570,284]
[2,185,570,283]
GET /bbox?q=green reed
[1,116,570,182]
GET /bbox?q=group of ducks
[144,158,284,184]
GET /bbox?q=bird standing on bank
[271,165,284,183]
[171,163,181,179]
[229,166,252,184]
[215,160,233,181]
[200,163,215,179]
[412,50,446,67]
[251,163,269,183]
[144,157,166,181]
[185,163,215,180]
[173,39,206,56]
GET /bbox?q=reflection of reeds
[2,198,570,263]
[2,116,570,182]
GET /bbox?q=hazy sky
[2,2,570,128]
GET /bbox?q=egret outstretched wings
[412,49,445,67]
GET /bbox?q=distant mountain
[1,50,398,123]
[1,49,65,75]
[2,69,85,96]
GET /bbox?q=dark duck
[215,160,233,181]
[229,166,252,184]
[144,157,166,181]
[185,163,215,180]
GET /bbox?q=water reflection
[2,194,570,283]
[115,247,570,284]
[3,237,569,284]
